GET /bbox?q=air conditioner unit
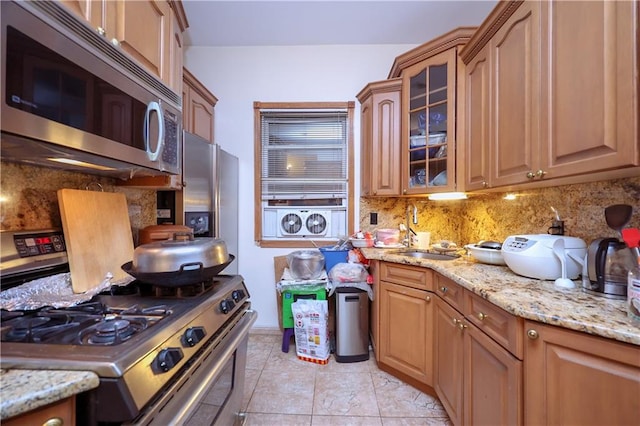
[276,209,331,237]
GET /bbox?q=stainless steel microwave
[0,1,182,178]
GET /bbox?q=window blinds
[261,110,348,200]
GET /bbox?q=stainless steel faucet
[406,203,418,247]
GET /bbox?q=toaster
[501,234,587,280]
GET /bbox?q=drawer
[465,291,524,359]
[434,274,465,312]
[380,262,433,291]
[4,397,75,426]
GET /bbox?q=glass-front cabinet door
[402,49,457,195]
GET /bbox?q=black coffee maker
[584,238,635,299]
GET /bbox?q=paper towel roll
[417,232,431,249]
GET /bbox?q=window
[254,102,355,248]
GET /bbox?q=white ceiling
[181,1,498,47]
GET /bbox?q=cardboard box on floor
[273,256,288,331]
[273,255,334,337]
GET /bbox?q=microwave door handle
[144,100,165,162]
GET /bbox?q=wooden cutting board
[57,189,135,293]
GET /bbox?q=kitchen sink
[390,249,460,261]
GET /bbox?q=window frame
[253,101,355,248]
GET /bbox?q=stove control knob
[183,326,206,347]
[156,347,183,372]
[219,298,236,314]
[232,289,245,302]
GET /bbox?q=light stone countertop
[362,248,640,346]
[0,369,99,420]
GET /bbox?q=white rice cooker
[501,234,587,280]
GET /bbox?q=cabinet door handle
[458,321,468,331]
[440,286,447,293]
[477,312,488,321]
[527,329,539,339]
[425,295,431,302]
[526,171,536,179]
[536,169,547,178]
[97,27,106,37]
[452,318,459,325]
[43,417,63,426]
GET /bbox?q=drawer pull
[477,312,488,321]
[452,318,459,325]
[458,321,468,331]
[527,329,539,340]
[43,418,63,426]
[440,286,448,293]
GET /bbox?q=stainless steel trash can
[335,287,369,362]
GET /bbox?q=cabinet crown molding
[388,26,476,78]
[355,78,402,102]
[459,0,524,64]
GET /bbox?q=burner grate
[151,280,216,298]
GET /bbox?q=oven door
[129,308,257,426]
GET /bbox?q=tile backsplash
[0,162,157,243]
[360,177,640,246]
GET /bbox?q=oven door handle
[134,309,257,426]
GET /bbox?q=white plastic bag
[328,262,369,283]
[291,299,330,364]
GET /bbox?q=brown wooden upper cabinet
[388,28,476,195]
[59,0,186,95]
[357,78,402,196]
[182,68,218,142]
[460,0,639,190]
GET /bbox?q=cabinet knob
[43,418,63,426]
[111,38,120,46]
[425,295,431,302]
[482,181,488,188]
[536,169,547,178]
[477,312,488,321]
[458,321,468,331]
[527,329,539,339]
[452,318,459,325]
[440,286,447,293]
[403,189,407,194]
[97,27,106,37]
[526,171,536,179]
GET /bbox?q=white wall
[184,44,415,329]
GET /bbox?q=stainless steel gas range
[0,230,257,425]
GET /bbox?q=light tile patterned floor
[242,332,452,426]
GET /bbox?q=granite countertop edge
[362,248,640,346]
[0,369,99,420]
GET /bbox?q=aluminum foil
[0,272,134,311]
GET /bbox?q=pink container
[376,228,400,245]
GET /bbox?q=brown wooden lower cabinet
[433,296,464,425]
[524,320,640,425]
[465,319,522,425]
[4,396,75,426]
[378,280,433,387]
[375,264,639,426]
[434,295,523,426]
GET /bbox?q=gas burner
[2,313,99,343]
[78,317,148,346]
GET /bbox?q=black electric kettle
[584,238,635,298]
